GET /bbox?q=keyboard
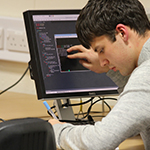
[59,119,95,125]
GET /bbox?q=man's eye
[94,48,98,52]
[100,48,104,53]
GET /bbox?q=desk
[0,91,144,150]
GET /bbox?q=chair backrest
[0,118,56,150]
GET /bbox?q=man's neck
[138,30,150,62]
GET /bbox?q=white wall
[0,0,150,96]
[0,60,36,94]
[0,0,88,18]
[0,0,149,18]
[140,0,150,11]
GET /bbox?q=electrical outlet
[6,29,28,53]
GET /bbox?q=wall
[0,0,88,18]
[140,0,150,11]
[0,0,149,18]
[0,0,150,97]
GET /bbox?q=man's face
[91,35,137,76]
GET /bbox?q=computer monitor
[23,10,118,120]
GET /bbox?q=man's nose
[99,57,109,67]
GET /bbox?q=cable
[103,101,112,111]
[81,97,118,119]
[102,97,117,101]
[49,97,117,119]
[62,97,95,107]
[76,98,85,119]
[0,66,29,95]
[82,98,102,119]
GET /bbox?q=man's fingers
[67,52,86,59]
[67,45,86,53]
[79,59,92,70]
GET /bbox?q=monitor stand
[54,99,75,120]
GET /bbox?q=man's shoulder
[129,59,150,82]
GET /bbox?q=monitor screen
[23,10,118,100]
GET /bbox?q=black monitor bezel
[23,9,118,100]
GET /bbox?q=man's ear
[116,24,128,41]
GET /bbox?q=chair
[0,118,56,150]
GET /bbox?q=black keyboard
[59,119,95,125]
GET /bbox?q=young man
[49,0,150,149]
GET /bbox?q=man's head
[76,0,150,49]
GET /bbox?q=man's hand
[67,45,109,73]
[48,119,66,125]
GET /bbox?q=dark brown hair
[76,0,150,48]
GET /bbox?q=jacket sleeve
[52,67,150,150]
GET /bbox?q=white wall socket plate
[0,16,30,63]
[6,29,28,53]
